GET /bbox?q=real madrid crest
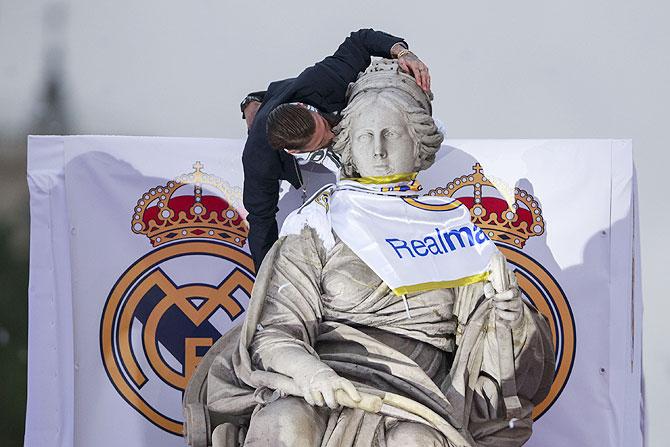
[100,162,255,435]
[428,163,576,419]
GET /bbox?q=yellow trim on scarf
[391,271,490,296]
[402,198,463,211]
[344,172,418,184]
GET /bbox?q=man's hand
[391,43,431,93]
[398,52,430,93]
[484,270,524,325]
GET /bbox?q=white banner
[26,136,642,446]
[329,180,497,295]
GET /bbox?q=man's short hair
[266,104,315,150]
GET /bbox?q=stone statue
[183,60,555,447]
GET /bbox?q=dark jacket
[242,29,406,270]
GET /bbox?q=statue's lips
[371,164,391,173]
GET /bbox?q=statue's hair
[332,89,443,177]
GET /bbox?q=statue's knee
[245,397,326,447]
[254,397,321,425]
[386,421,446,447]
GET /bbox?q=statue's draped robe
[206,228,554,446]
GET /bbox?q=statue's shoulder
[416,193,462,205]
[278,184,336,251]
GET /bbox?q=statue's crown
[131,161,247,247]
[428,164,545,248]
[346,59,433,113]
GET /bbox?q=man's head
[266,104,335,154]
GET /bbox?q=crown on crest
[428,163,544,248]
[131,161,248,247]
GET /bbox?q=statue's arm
[450,278,554,445]
[248,228,360,408]
[453,272,539,359]
[249,229,323,360]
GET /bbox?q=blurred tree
[0,221,29,446]
[0,6,72,445]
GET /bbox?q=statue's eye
[384,129,399,138]
[357,133,372,142]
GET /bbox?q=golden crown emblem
[131,161,248,247]
[427,163,544,248]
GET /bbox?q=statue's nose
[373,136,387,158]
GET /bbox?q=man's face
[285,110,334,154]
[349,101,416,177]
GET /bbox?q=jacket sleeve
[243,149,281,271]
[243,106,306,270]
[295,28,406,106]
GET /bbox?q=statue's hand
[298,368,361,409]
[484,270,524,326]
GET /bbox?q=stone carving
[333,61,443,178]
[183,60,555,447]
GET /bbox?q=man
[241,29,431,270]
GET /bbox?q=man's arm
[293,29,430,108]
[319,28,406,85]
[294,29,405,107]
[243,171,280,271]
[242,132,283,271]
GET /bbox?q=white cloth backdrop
[26,136,642,446]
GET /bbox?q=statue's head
[332,60,444,178]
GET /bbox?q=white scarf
[330,174,496,296]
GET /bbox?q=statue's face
[349,101,416,177]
